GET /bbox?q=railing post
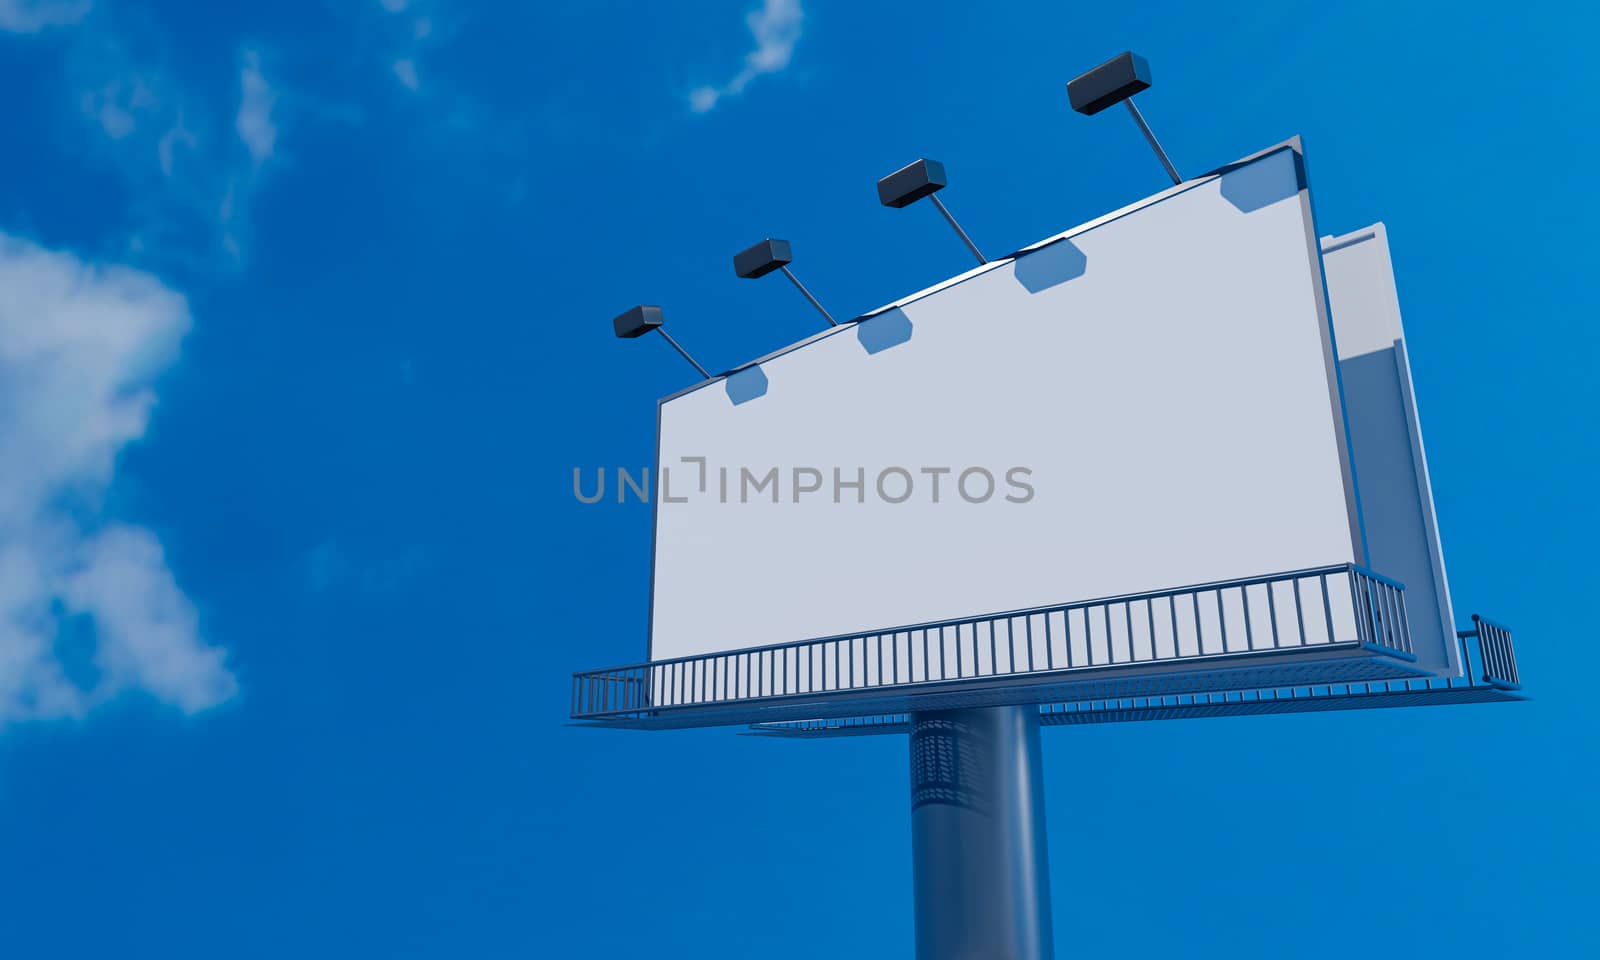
[1502,624,1521,685]
[1472,615,1490,683]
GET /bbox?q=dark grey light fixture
[1068,52,1181,185]
[876,158,987,265]
[612,305,710,379]
[733,238,837,327]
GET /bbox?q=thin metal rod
[1123,98,1181,185]
[779,266,837,326]
[655,328,710,379]
[928,194,987,264]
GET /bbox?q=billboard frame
[643,137,1369,665]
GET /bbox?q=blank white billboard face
[648,141,1364,662]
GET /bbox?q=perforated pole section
[910,714,990,814]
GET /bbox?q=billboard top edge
[1320,221,1387,256]
[656,136,1309,409]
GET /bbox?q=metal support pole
[910,705,1053,960]
[928,195,988,265]
[655,328,711,379]
[1123,98,1181,185]
[780,266,838,326]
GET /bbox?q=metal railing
[1459,615,1520,689]
[572,564,1415,721]
[748,613,1523,738]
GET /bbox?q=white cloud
[0,232,236,726]
[0,0,89,32]
[690,0,804,113]
[392,58,419,91]
[235,50,277,164]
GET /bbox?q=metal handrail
[572,564,1415,720]
[1457,615,1520,690]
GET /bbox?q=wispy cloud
[218,48,284,258]
[81,71,160,140]
[378,0,431,91]
[392,58,419,92]
[0,233,237,726]
[156,117,197,179]
[235,50,277,165]
[53,21,286,265]
[690,0,804,113]
[0,0,89,33]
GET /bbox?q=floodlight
[734,238,837,327]
[877,158,947,207]
[612,304,710,379]
[1067,52,1181,185]
[876,158,987,265]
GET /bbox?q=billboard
[648,140,1366,667]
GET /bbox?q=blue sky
[0,1,1595,957]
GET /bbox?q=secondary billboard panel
[649,140,1366,663]
[1321,224,1459,677]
